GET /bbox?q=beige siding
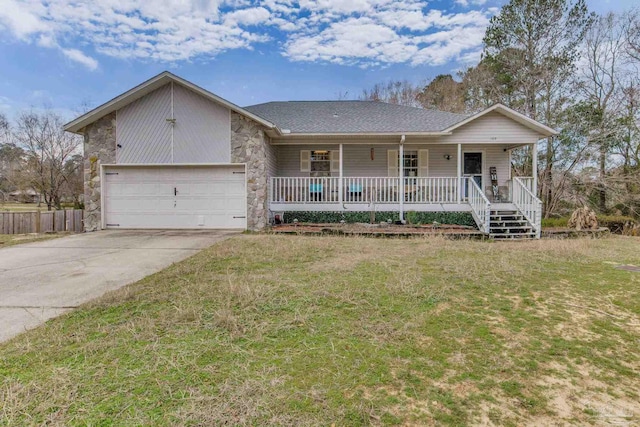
[274,143,512,188]
[116,83,231,164]
[172,83,231,163]
[117,84,172,163]
[265,135,277,178]
[276,144,339,177]
[439,111,544,144]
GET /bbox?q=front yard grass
[1,235,639,426]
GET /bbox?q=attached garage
[64,72,278,231]
[102,165,246,229]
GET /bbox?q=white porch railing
[403,177,459,204]
[467,177,491,233]
[518,177,535,194]
[512,177,542,238]
[270,177,340,203]
[342,177,399,203]
[270,177,461,204]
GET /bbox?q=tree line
[360,0,640,219]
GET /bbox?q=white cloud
[0,0,497,69]
[280,1,495,67]
[224,7,271,25]
[455,0,488,7]
[0,0,49,38]
[62,48,99,70]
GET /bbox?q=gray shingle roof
[243,101,469,134]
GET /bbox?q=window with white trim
[310,150,331,177]
[403,151,418,177]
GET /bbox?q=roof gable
[443,104,557,137]
[64,71,276,134]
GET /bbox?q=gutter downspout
[399,135,405,223]
[532,141,538,196]
[457,143,462,204]
[339,143,343,206]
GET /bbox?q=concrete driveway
[0,230,237,343]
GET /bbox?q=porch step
[490,232,537,240]
[489,209,535,240]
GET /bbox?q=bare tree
[13,111,82,210]
[360,80,421,107]
[60,153,84,208]
[626,8,640,61]
[570,12,631,212]
[0,114,23,202]
[0,113,9,145]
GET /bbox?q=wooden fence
[0,209,84,234]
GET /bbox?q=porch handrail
[270,177,340,203]
[270,177,462,204]
[402,177,459,204]
[467,177,491,233]
[343,177,400,203]
[512,177,542,238]
[516,177,535,194]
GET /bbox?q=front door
[463,152,483,197]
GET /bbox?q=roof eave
[273,131,452,138]
[64,71,277,134]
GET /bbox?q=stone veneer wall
[83,112,116,231]
[230,112,270,230]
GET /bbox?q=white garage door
[103,165,246,229]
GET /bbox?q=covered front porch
[268,142,542,237]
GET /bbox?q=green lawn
[1,235,639,426]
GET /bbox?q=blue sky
[0,0,635,122]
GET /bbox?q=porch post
[532,142,538,196]
[399,135,405,222]
[339,143,343,205]
[457,143,462,203]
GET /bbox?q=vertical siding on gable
[116,83,232,164]
[173,83,231,163]
[117,84,172,164]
